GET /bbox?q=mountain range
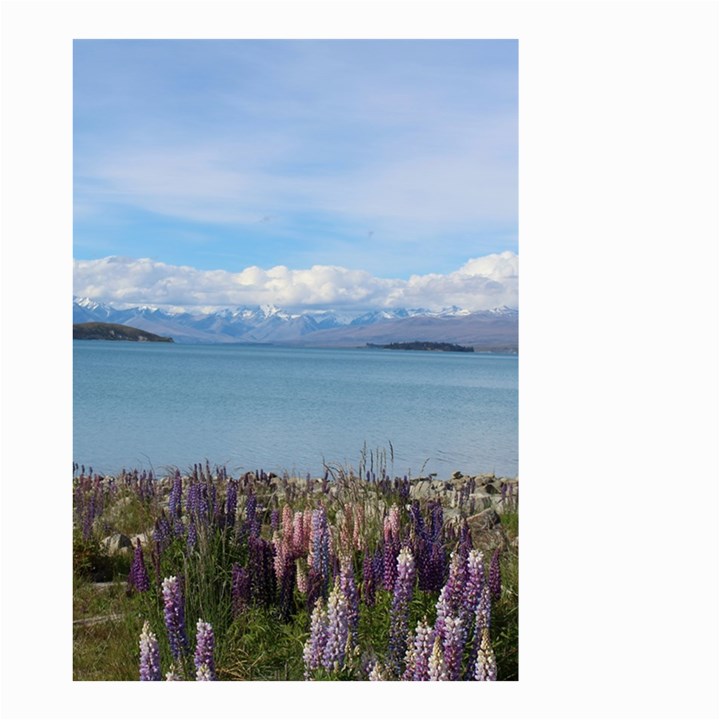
[73,297,518,351]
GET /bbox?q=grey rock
[467,508,501,533]
[102,533,132,554]
[410,479,434,500]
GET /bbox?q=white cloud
[73,252,518,312]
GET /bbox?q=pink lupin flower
[292,511,305,554]
[296,558,309,594]
[281,504,293,539]
[272,531,286,581]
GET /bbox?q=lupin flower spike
[194,619,216,680]
[162,576,189,661]
[139,621,161,681]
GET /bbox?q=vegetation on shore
[366,341,475,352]
[73,459,518,681]
[73,322,174,342]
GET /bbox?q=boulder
[410,479,434,500]
[467,508,501,534]
[102,533,132,554]
[130,532,151,547]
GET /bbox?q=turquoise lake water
[73,342,518,479]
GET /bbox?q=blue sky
[74,40,517,310]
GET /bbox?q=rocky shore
[91,468,518,557]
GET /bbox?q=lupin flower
[489,549,502,601]
[428,635,448,681]
[296,558,309,594]
[269,508,279,532]
[477,583,492,630]
[406,618,435,681]
[474,627,497,681]
[162,576,189,660]
[309,507,330,589]
[322,580,350,672]
[382,539,400,591]
[128,540,150,593]
[388,547,415,676]
[339,556,359,643]
[368,662,387,681]
[139,621,161,681]
[272,531,287,581]
[303,598,329,679]
[442,614,466,681]
[194,619,216,680]
[165,664,183,681]
[231,563,250,617]
[463,549,486,620]
[196,663,213,681]
[187,517,197,551]
[385,505,401,544]
[292,511,306,554]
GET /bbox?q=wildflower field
[73,460,518,681]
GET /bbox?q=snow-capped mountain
[73,297,518,349]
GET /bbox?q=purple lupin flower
[463,549,486,621]
[322,580,350,672]
[153,512,171,554]
[442,614,465,680]
[187,517,197,552]
[162,576,189,661]
[339,556,359,644]
[139,621,161,681]
[382,539,399,591]
[128,540,150,593]
[388,546,416,676]
[489,548,502,601]
[477,583,492,630]
[473,627,497,681]
[445,552,467,616]
[270,508,280,532]
[403,618,435,681]
[309,507,330,591]
[231,563,250,617]
[303,597,329,679]
[194,619,216,680]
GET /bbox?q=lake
[73,342,518,479]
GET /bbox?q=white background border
[2,1,718,719]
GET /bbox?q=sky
[74,40,518,312]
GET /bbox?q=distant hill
[73,322,174,343]
[72,297,517,350]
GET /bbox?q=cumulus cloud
[73,252,518,313]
